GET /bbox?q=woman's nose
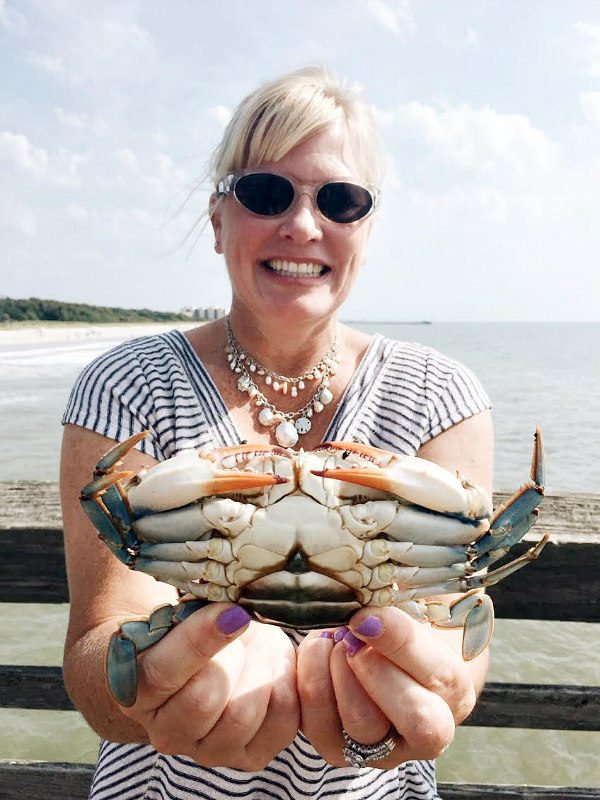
[278,194,323,242]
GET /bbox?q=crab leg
[471,428,544,564]
[80,471,137,563]
[107,598,208,706]
[465,534,549,590]
[425,591,495,660]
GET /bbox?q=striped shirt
[63,330,491,800]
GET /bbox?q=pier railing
[0,482,598,799]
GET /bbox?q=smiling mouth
[261,259,330,278]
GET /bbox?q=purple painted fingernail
[354,615,384,638]
[320,631,335,639]
[217,606,251,634]
[333,626,349,643]
[343,631,367,657]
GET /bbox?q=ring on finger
[342,726,400,768]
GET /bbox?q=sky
[1,0,600,322]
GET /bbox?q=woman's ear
[209,193,223,253]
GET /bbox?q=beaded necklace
[225,318,339,447]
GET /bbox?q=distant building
[190,307,227,320]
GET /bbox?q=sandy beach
[0,320,199,347]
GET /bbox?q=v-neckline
[170,329,386,449]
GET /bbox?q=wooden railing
[0,482,599,799]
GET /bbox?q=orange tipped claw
[311,466,391,492]
[203,471,288,495]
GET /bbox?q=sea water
[0,322,598,786]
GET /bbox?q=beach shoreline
[0,320,200,347]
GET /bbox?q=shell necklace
[225,318,340,447]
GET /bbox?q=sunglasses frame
[216,171,380,224]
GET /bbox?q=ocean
[0,321,598,787]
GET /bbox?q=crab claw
[94,431,149,476]
[127,447,289,515]
[531,427,544,488]
[313,442,491,520]
[80,471,135,500]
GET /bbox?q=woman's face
[211,120,374,328]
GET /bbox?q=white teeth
[266,259,324,276]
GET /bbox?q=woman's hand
[297,606,484,768]
[119,602,299,771]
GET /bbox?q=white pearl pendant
[313,400,324,413]
[319,388,333,405]
[275,420,299,447]
[258,408,275,427]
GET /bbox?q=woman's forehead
[251,122,368,182]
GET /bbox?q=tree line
[0,297,188,323]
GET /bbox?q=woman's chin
[254,265,336,316]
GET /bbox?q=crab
[80,430,547,706]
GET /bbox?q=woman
[61,66,493,799]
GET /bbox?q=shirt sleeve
[422,349,491,444]
[62,339,164,460]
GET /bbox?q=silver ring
[342,727,399,768]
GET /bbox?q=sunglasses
[216,172,380,224]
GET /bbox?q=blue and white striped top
[63,329,491,800]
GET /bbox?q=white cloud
[0,199,36,236]
[116,148,139,171]
[25,12,156,87]
[410,187,509,225]
[207,106,233,127]
[362,0,415,37]
[465,27,479,50]
[144,153,187,194]
[0,131,85,187]
[26,51,66,77]
[574,22,600,77]
[580,91,600,126]
[66,202,89,221]
[56,108,86,129]
[398,101,558,175]
[55,108,107,136]
[0,0,27,34]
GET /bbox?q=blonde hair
[209,66,385,192]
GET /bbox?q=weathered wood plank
[494,490,600,543]
[0,763,596,800]
[0,528,68,603]
[2,665,599,732]
[0,665,73,710]
[464,682,600,731]
[1,528,598,620]
[0,482,63,529]
[487,538,600,622]
[437,785,600,799]
[1,482,598,539]
[0,761,94,800]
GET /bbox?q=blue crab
[80,430,547,706]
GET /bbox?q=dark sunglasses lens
[317,182,373,223]
[234,174,294,216]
